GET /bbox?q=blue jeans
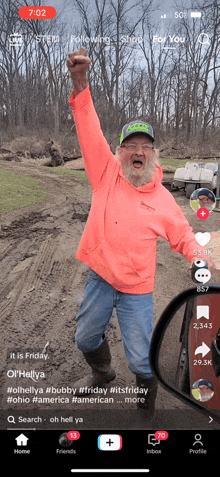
[75,269,154,379]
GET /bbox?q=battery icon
[191,12,201,18]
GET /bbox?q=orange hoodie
[69,87,204,294]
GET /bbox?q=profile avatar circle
[191,379,214,402]
[190,188,216,219]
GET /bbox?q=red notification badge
[154,431,169,441]
[67,431,80,440]
[67,431,80,441]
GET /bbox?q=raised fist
[66,47,91,81]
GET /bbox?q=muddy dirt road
[1,160,220,428]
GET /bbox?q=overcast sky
[32,0,198,30]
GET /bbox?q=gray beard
[120,159,157,187]
[199,392,213,402]
[199,204,213,211]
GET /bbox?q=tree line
[0,0,220,146]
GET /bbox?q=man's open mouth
[133,160,143,169]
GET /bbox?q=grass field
[44,167,87,180]
[0,169,46,213]
[0,158,217,214]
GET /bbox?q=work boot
[136,375,158,413]
[73,339,116,396]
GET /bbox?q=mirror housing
[150,285,220,423]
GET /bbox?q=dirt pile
[0,136,82,167]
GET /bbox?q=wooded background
[0,0,220,150]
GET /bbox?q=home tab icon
[15,434,29,446]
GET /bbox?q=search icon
[198,33,210,45]
[7,415,15,424]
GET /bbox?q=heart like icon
[195,232,211,247]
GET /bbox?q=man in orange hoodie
[66,48,206,416]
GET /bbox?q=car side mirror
[149,285,220,423]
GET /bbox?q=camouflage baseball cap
[120,120,155,145]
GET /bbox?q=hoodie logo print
[139,201,155,211]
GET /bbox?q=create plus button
[98,434,122,451]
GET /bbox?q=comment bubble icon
[195,268,211,284]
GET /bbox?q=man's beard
[199,204,214,212]
[118,150,158,187]
[199,392,213,402]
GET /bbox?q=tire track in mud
[0,234,59,321]
[0,202,92,409]
[0,267,31,320]
[23,237,57,292]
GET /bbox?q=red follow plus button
[196,207,209,220]
[154,431,169,440]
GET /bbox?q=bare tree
[0,0,219,149]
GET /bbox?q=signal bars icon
[161,13,170,19]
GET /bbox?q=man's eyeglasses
[198,196,214,203]
[120,144,153,152]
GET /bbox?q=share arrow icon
[195,342,210,357]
